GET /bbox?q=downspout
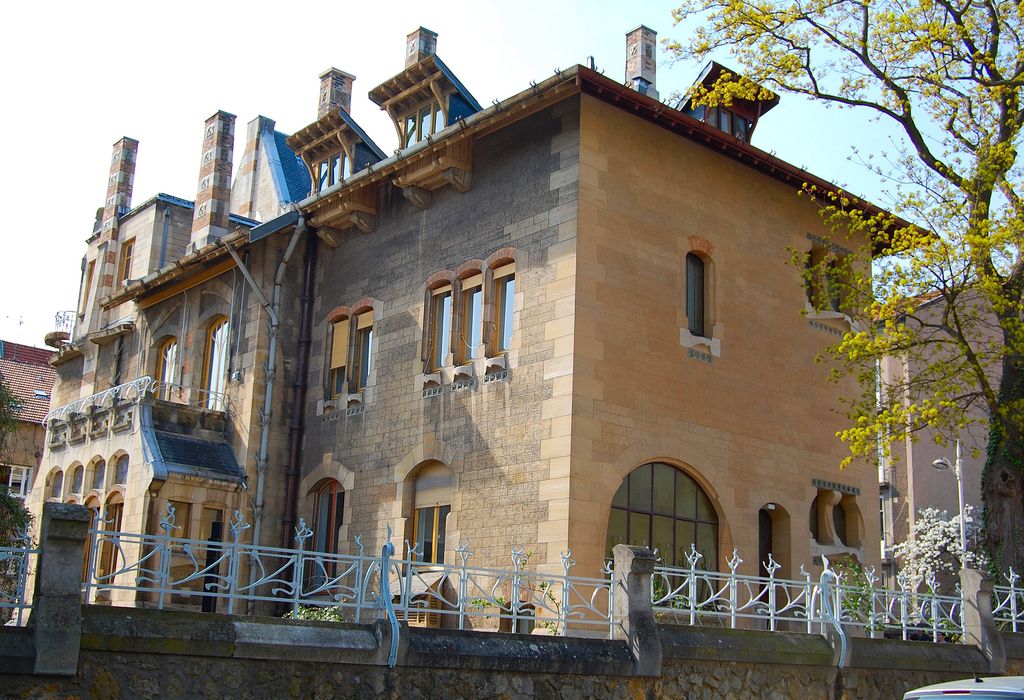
[158,206,171,268]
[225,218,305,614]
[281,233,317,547]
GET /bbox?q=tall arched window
[156,337,179,400]
[413,462,451,565]
[685,253,706,337]
[606,462,718,568]
[203,317,229,410]
[113,455,129,486]
[90,458,106,492]
[97,493,124,582]
[70,464,84,494]
[312,480,344,555]
[47,470,64,500]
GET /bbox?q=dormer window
[404,101,444,147]
[680,61,779,145]
[318,153,352,192]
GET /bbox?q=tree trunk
[982,351,1024,578]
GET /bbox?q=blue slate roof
[154,430,244,483]
[272,131,311,202]
[338,110,387,162]
[435,56,482,112]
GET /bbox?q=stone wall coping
[659,624,834,667]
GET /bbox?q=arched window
[156,337,179,400]
[113,455,129,486]
[70,464,84,494]
[97,493,124,583]
[458,273,483,365]
[312,480,345,555]
[493,263,516,353]
[203,317,229,410]
[90,458,106,492]
[685,253,706,337]
[413,462,451,565]
[327,318,349,399]
[351,311,373,392]
[606,462,718,568]
[48,470,64,500]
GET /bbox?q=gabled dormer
[679,62,779,143]
[287,69,386,197]
[369,28,481,151]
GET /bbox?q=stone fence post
[30,502,90,676]
[960,567,1005,674]
[612,544,661,676]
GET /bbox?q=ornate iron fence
[652,546,964,641]
[1,527,37,626]
[993,568,1024,632]
[81,505,614,638]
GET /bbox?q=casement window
[168,500,191,539]
[685,253,706,337]
[7,466,30,498]
[80,259,95,317]
[351,311,374,392]
[118,238,135,285]
[317,153,351,192]
[429,286,452,371]
[493,263,516,353]
[458,274,483,365]
[156,337,179,400]
[403,101,444,147]
[412,462,452,565]
[312,480,345,555]
[328,318,350,398]
[605,462,719,569]
[203,317,229,410]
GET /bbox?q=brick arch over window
[326,305,351,324]
[485,247,519,270]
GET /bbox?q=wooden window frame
[493,264,516,353]
[457,275,483,365]
[312,480,345,555]
[156,337,179,399]
[412,504,451,565]
[118,238,135,285]
[202,317,230,410]
[429,286,452,371]
[351,311,373,392]
[328,318,350,399]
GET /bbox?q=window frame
[202,316,230,410]
[118,238,135,285]
[685,253,706,338]
[429,286,452,371]
[312,480,345,556]
[80,259,95,317]
[156,337,179,400]
[351,311,373,392]
[328,317,350,399]
[492,263,516,354]
[457,275,483,365]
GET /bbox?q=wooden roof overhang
[101,228,249,310]
[369,56,463,148]
[286,111,363,193]
[305,73,581,236]
[575,68,913,256]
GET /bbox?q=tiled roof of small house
[0,340,56,424]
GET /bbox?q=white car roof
[905,676,1024,698]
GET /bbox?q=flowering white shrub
[891,504,987,590]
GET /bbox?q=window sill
[679,328,721,357]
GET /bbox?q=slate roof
[153,431,244,482]
[0,340,56,424]
[273,131,312,201]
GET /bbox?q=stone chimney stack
[625,25,659,101]
[319,68,355,118]
[190,110,236,248]
[232,115,274,220]
[405,27,438,68]
[100,137,139,242]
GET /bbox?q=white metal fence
[0,527,37,626]
[652,545,964,642]
[81,505,614,638]
[993,567,1024,632]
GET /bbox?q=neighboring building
[31,25,885,609]
[0,341,55,499]
[878,294,995,584]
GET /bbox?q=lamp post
[932,438,967,560]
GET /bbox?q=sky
[0,0,902,348]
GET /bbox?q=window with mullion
[430,288,452,370]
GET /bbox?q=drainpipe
[281,233,317,547]
[225,216,306,613]
[158,206,171,269]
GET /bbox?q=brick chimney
[100,137,139,242]
[319,68,355,118]
[405,27,438,68]
[190,110,236,248]
[625,25,659,100]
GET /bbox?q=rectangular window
[329,155,341,187]
[318,161,330,192]
[8,466,30,498]
[80,260,95,316]
[351,311,373,391]
[404,114,418,147]
[329,319,349,398]
[494,264,516,352]
[414,504,450,564]
[430,286,452,370]
[433,103,444,134]
[420,105,433,139]
[459,275,482,364]
[686,253,705,337]
[118,238,135,285]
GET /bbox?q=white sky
[0,0,900,348]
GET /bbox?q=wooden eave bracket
[393,137,474,194]
[316,226,345,248]
[309,183,377,234]
[401,185,433,210]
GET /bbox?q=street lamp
[931,438,967,559]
